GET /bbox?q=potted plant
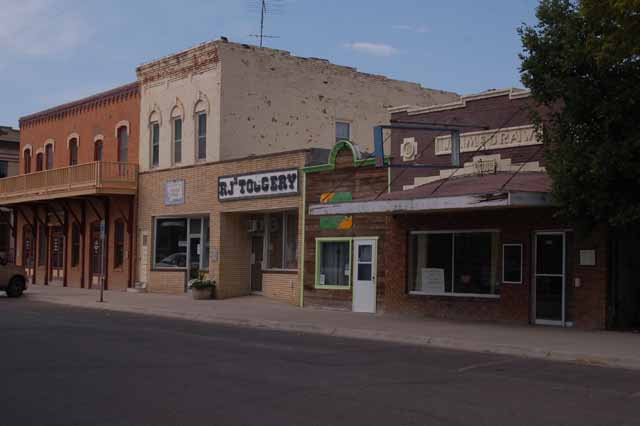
[189,271,216,300]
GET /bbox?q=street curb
[29,295,640,371]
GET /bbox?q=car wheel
[6,276,25,298]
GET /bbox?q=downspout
[299,170,306,308]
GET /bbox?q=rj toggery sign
[218,169,299,201]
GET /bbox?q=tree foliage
[519,0,640,229]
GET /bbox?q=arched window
[117,126,128,162]
[45,144,54,170]
[69,138,78,166]
[94,140,103,161]
[194,101,207,161]
[36,153,44,171]
[24,149,32,174]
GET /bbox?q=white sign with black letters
[218,169,299,201]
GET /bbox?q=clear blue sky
[1,0,540,127]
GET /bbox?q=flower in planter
[189,270,216,290]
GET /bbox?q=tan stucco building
[136,39,459,303]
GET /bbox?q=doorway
[188,218,202,281]
[250,235,264,292]
[534,232,566,326]
[352,238,378,313]
[610,228,640,330]
[90,222,103,288]
[49,226,65,285]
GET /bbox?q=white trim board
[308,192,553,216]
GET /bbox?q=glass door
[188,218,202,280]
[250,236,264,292]
[534,232,566,325]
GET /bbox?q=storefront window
[316,239,351,287]
[265,211,298,270]
[154,217,210,271]
[408,231,500,296]
[154,218,187,268]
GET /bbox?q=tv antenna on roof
[248,0,283,47]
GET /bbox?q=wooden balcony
[0,162,138,205]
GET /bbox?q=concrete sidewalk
[23,285,640,370]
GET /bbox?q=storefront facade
[303,90,616,329]
[137,149,326,304]
[0,83,140,290]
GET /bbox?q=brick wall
[137,150,308,303]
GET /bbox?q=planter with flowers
[189,271,217,300]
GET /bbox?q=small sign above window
[579,249,596,266]
[165,179,185,205]
[218,169,299,201]
[503,244,523,284]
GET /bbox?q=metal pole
[99,220,105,303]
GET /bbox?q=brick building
[302,89,633,330]
[0,83,140,290]
[135,39,458,302]
[0,126,20,261]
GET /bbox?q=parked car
[156,253,187,268]
[0,257,27,298]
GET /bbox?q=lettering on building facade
[434,124,540,156]
[218,169,299,201]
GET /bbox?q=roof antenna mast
[248,0,283,47]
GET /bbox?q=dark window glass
[24,149,31,174]
[0,160,7,178]
[71,223,80,267]
[94,140,103,161]
[45,144,53,169]
[267,214,283,269]
[408,232,499,295]
[69,139,78,166]
[197,113,206,160]
[114,220,125,268]
[117,127,128,162]
[173,118,182,164]
[284,212,298,269]
[536,234,564,275]
[36,153,43,171]
[151,122,160,167]
[154,218,187,268]
[503,244,523,283]
[318,241,350,287]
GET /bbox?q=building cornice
[20,82,140,128]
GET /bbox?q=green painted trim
[303,139,391,174]
[299,173,306,308]
[314,237,353,289]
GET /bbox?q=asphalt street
[1,297,639,426]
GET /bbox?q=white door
[352,239,377,313]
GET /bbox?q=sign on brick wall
[218,169,299,201]
[165,180,185,205]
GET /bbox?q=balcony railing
[0,162,138,204]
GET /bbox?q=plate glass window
[336,121,350,142]
[408,231,500,296]
[265,211,298,270]
[317,240,351,287]
[154,218,187,268]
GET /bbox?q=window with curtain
[71,223,80,267]
[36,153,43,171]
[173,118,182,164]
[94,140,103,161]
[151,122,160,167]
[408,231,500,296]
[45,144,53,169]
[197,112,206,160]
[117,126,128,162]
[317,240,351,287]
[24,149,31,174]
[114,220,125,268]
[69,139,78,166]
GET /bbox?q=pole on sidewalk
[99,220,105,303]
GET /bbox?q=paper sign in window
[421,268,445,294]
